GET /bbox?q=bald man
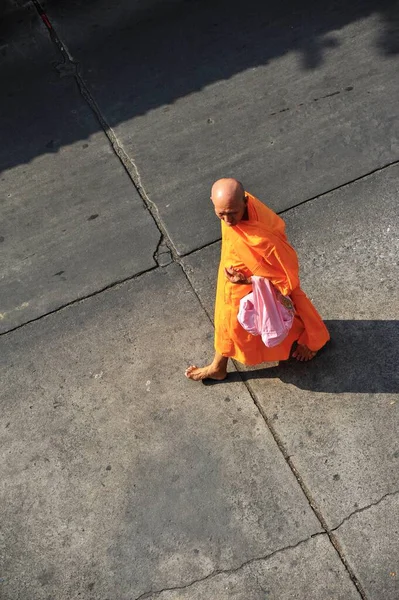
[185,178,330,381]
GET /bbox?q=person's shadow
[209,321,398,394]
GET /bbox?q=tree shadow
[1,0,399,173]
[239,320,399,394]
[60,0,399,124]
[378,0,399,55]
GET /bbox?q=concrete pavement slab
[0,264,322,599]
[143,534,361,600]
[182,162,399,597]
[185,162,399,319]
[46,0,399,254]
[182,164,399,529]
[0,8,160,332]
[334,493,399,600]
[182,242,221,318]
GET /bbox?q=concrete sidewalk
[1,1,398,599]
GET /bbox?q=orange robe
[214,193,330,365]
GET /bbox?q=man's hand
[224,267,252,285]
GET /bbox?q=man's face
[211,193,247,226]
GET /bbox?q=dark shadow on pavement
[378,0,399,54]
[204,321,398,393]
[54,0,399,119]
[1,0,399,173]
[239,320,399,394]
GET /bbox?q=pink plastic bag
[237,276,295,348]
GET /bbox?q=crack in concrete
[73,67,166,267]
[31,0,167,266]
[25,6,390,600]
[153,234,165,264]
[154,238,173,267]
[171,161,399,260]
[238,380,368,600]
[331,489,399,532]
[268,84,354,118]
[0,265,158,337]
[133,532,326,600]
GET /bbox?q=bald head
[211,178,247,226]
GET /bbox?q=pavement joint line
[30,0,172,267]
[28,0,399,275]
[31,0,399,267]
[181,238,222,258]
[73,69,168,265]
[331,488,399,533]
[0,265,159,337]
[240,377,368,600]
[278,158,399,217]
[178,265,368,599]
[181,264,368,598]
[132,532,327,600]
[30,0,225,321]
[178,158,399,259]
[31,0,74,61]
[24,6,386,597]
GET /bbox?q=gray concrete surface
[0,0,188,19]
[1,0,399,598]
[45,0,399,254]
[182,242,221,317]
[0,9,160,332]
[144,535,361,600]
[0,265,323,600]
[244,165,399,529]
[185,164,399,529]
[335,494,399,600]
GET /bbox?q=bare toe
[293,344,317,362]
[186,367,208,381]
[185,366,198,378]
[185,364,227,381]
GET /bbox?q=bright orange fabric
[214,193,330,365]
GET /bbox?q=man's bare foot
[292,344,317,362]
[185,364,227,381]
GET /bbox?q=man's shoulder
[246,192,287,237]
[247,192,279,219]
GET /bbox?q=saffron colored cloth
[238,276,295,348]
[214,193,330,365]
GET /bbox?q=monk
[185,178,330,381]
